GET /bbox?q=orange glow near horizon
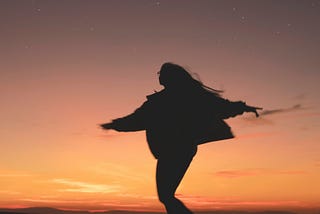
[1,1,320,213]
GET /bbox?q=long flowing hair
[159,62,223,97]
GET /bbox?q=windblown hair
[159,62,223,96]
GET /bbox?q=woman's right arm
[100,101,149,132]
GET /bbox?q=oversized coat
[110,89,247,159]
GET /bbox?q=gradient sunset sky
[1,0,320,213]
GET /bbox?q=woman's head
[158,62,222,95]
[158,62,194,88]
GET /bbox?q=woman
[101,62,261,214]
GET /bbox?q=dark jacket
[110,89,247,159]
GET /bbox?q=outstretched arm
[100,101,149,132]
[214,97,262,119]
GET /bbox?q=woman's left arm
[214,97,262,119]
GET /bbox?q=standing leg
[156,152,195,214]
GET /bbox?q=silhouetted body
[101,63,261,214]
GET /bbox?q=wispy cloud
[260,104,303,116]
[176,194,307,208]
[0,173,32,177]
[116,193,157,200]
[0,190,21,195]
[240,104,307,126]
[215,170,259,178]
[214,168,307,178]
[293,93,307,101]
[20,197,106,204]
[97,132,122,139]
[19,197,158,212]
[20,198,73,204]
[91,162,152,182]
[51,178,121,193]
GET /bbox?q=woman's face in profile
[158,70,165,86]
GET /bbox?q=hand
[246,105,263,117]
[100,123,113,130]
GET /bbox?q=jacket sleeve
[213,97,248,119]
[110,101,149,132]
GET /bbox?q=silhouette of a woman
[101,62,261,214]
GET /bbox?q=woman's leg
[156,151,195,214]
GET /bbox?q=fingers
[100,123,113,130]
[254,107,262,117]
[248,105,263,110]
[246,105,262,117]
